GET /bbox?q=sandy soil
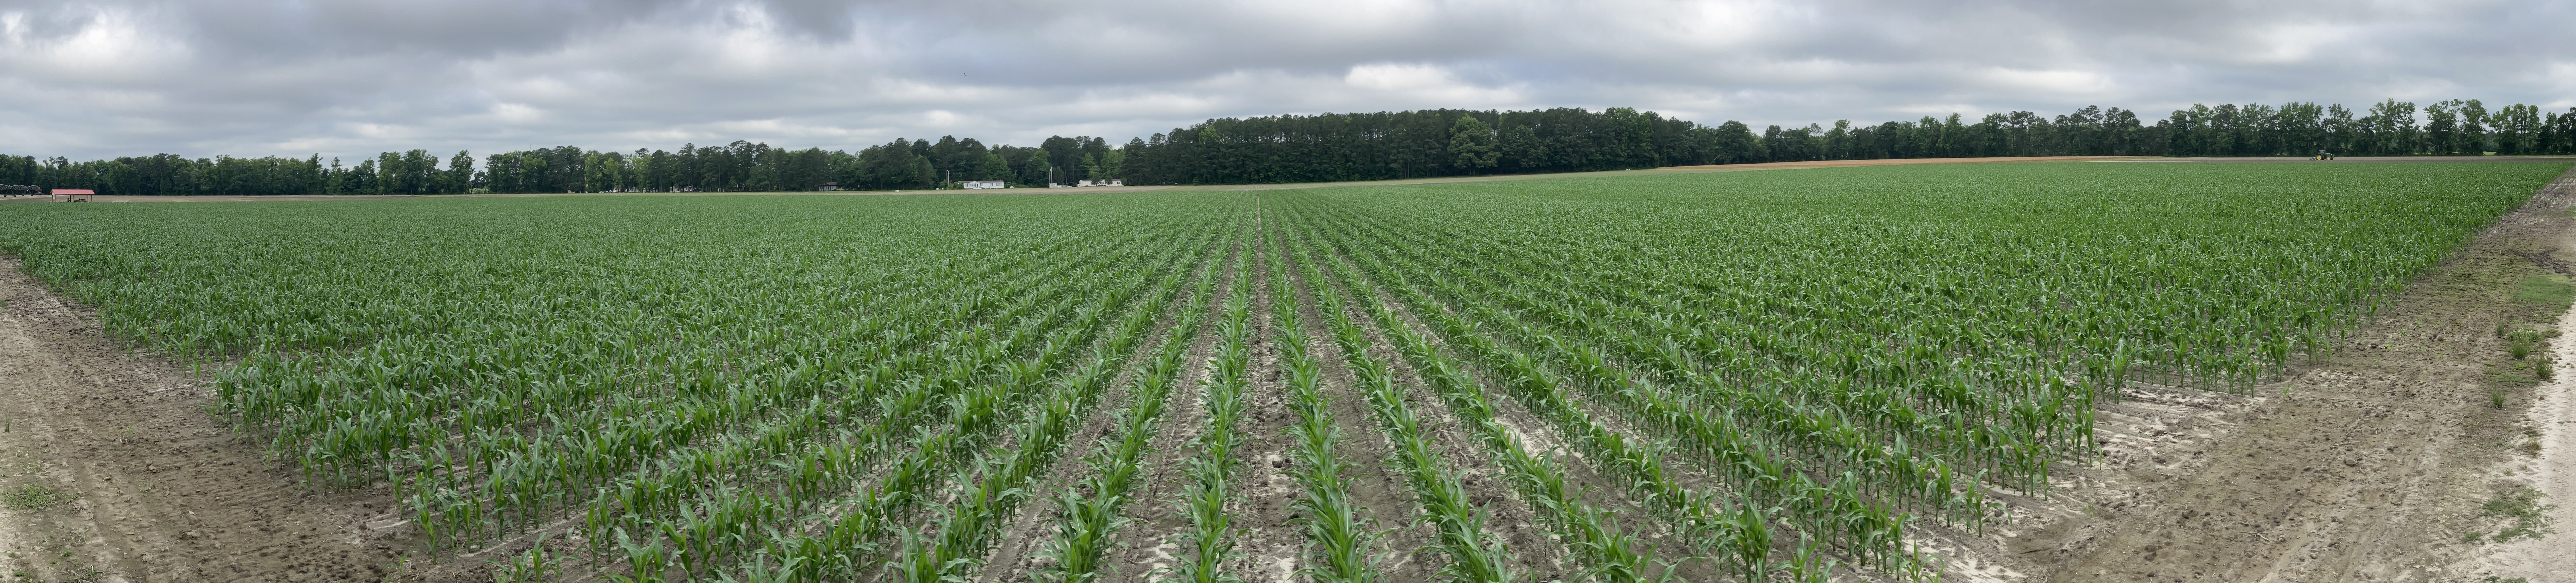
[0,256,431,582]
[2454,300,2576,582]
[2449,188,2576,582]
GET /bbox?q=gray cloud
[0,0,2567,159]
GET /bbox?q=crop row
[0,162,2559,581]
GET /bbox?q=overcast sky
[1,0,2568,160]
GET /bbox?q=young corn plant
[1164,248,1258,583]
[1293,223,1675,583]
[1289,235,1516,583]
[1266,236,1385,583]
[878,239,1226,583]
[1036,258,1223,583]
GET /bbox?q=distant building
[51,189,94,202]
[962,180,1005,190]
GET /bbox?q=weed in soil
[2504,328,2553,359]
[2473,483,2556,543]
[49,561,102,583]
[2484,359,2550,405]
[1,485,72,512]
[2512,275,2575,308]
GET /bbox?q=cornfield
[0,161,2563,581]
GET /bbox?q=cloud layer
[1,0,2567,159]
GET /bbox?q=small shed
[51,189,94,202]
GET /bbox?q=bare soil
[0,256,432,582]
[1921,166,2576,581]
[2452,300,2576,582]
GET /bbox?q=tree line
[0,136,1122,196]
[1120,100,2576,184]
[6,99,2571,194]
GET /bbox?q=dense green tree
[348,159,378,194]
[441,151,474,194]
[2543,108,2575,155]
[2461,100,2491,154]
[1010,145,1054,186]
[2495,103,2543,156]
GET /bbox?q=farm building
[962,180,1004,189]
[51,189,93,202]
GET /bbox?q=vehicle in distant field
[51,189,93,202]
[962,180,1005,189]
[2314,151,2336,160]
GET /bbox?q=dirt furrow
[0,256,427,582]
[2024,166,2576,582]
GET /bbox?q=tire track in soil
[0,256,434,582]
[2035,166,2576,582]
